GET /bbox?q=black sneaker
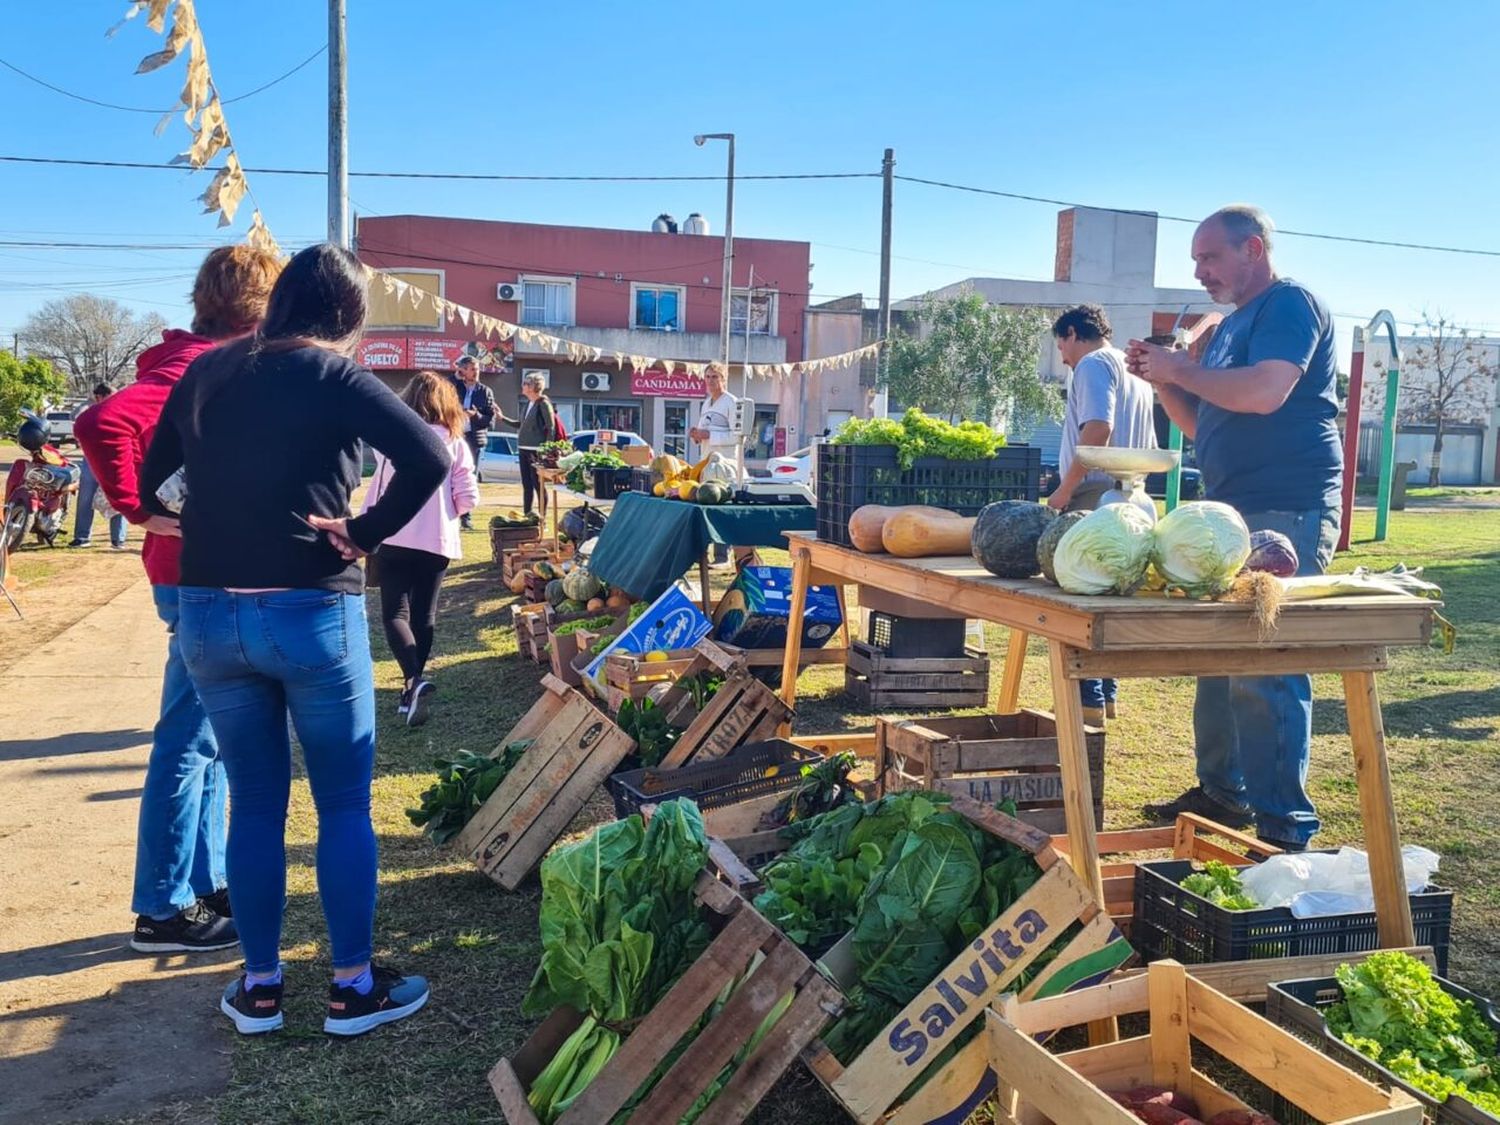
[324,965,430,1037]
[220,973,284,1035]
[199,887,232,918]
[1141,785,1254,830]
[130,901,239,953]
[406,680,434,727]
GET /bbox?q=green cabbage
[1050,503,1155,595]
[1151,501,1251,598]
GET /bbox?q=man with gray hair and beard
[1125,204,1343,853]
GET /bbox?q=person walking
[75,244,283,953]
[363,371,478,726]
[140,243,451,1037]
[1047,304,1156,725]
[514,372,556,519]
[1127,205,1343,852]
[448,355,494,529]
[70,384,129,550]
[688,365,738,564]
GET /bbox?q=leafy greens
[404,742,531,844]
[1179,859,1260,911]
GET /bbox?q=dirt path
[0,578,234,1124]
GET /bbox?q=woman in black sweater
[141,244,449,1039]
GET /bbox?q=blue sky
[3,0,1498,359]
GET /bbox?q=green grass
[199,506,1499,1125]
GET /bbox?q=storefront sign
[356,336,410,369]
[356,334,513,372]
[630,368,706,397]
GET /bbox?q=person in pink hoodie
[74,244,283,953]
[362,370,479,725]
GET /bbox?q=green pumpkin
[1036,510,1088,585]
[970,500,1057,579]
[696,481,731,505]
[544,579,568,607]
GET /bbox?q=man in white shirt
[689,366,738,563]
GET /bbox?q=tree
[882,288,1058,427]
[0,352,66,433]
[19,295,167,395]
[1375,314,1495,486]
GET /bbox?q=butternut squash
[847,504,954,553]
[507,570,528,594]
[881,507,976,558]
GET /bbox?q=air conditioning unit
[496,282,522,302]
[581,372,612,393]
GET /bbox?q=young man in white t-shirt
[689,367,737,563]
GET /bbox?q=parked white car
[763,446,812,484]
[477,432,521,482]
[45,411,75,444]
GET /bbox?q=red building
[355,214,811,460]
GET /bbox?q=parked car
[45,411,75,445]
[477,432,521,483]
[763,446,812,484]
[569,429,649,453]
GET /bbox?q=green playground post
[1165,423,1184,512]
[1368,311,1402,542]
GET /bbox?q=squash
[652,480,668,497]
[507,570,527,594]
[847,504,957,553]
[650,454,685,481]
[533,560,557,580]
[677,480,698,500]
[605,593,630,610]
[881,507,975,558]
[586,597,606,612]
[544,578,568,608]
[699,452,738,486]
[1036,510,1087,585]
[688,455,710,482]
[696,481,731,505]
[971,500,1057,579]
[562,567,605,603]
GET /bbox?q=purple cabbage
[1244,529,1299,577]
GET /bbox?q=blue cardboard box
[712,566,841,650]
[584,585,712,683]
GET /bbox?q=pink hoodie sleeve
[450,438,479,516]
[361,454,391,515]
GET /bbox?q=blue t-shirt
[1195,279,1343,514]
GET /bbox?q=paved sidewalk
[0,578,233,1123]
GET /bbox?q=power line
[894,175,1500,259]
[0,47,326,114]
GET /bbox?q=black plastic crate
[592,466,634,500]
[867,611,967,658]
[813,441,1041,547]
[629,466,655,496]
[1267,975,1500,1125]
[606,739,823,821]
[1133,857,1452,973]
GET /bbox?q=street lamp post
[694,133,735,387]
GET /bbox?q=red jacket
[74,330,219,585]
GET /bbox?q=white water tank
[652,213,678,234]
[683,212,709,235]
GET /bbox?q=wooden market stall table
[584,491,819,605]
[533,467,619,553]
[776,530,1438,962]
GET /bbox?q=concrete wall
[804,298,870,440]
[1363,334,1499,484]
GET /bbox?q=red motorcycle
[4,412,80,551]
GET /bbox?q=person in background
[140,243,450,1038]
[689,365,738,564]
[1047,304,1156,725]
[70,384,129,550]
[1128,204,1343,852]
[513,372,556,519]
[447,355,493,529]
[363,371,478,726]
[76,244,283,954]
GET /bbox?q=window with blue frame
[633,286,682,331]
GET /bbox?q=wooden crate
[713,795,1133,1125]
[490,522,540,563]
[503,542,552,583]
[876,709,1105,834]
[602,647,700,710]
[455,675,636,891]
[547,628,585,687]
[656,641,795,769]
[844,640,989,710]
[983,960,1422,1125]
[490,871,842,1125]
[511,602,550,663]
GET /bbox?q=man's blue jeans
[178,588,377,974]
[132,585,227,917]
[1079,678,1117,710]
[1194,508,1339,846]
[74,458,127,547]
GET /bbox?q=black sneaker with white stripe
[324,964,430,1037]
[220,974,284,1035]
[130,901,239,953]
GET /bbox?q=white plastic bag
[1239,845,1440,918]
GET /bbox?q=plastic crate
[1133,856,1453,973]
[867,611,967,658]
[605,739,823,820]
[629,466,655,496]
[1267,974,1500,1125]
[813,441,1041,547]
[592,466,633,500]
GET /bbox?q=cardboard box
[712,565,841,651]
[582,585,712,682]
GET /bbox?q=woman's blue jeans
[1193,508,1339,846]
[178,588,377,973]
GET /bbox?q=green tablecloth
[585,491,816,600]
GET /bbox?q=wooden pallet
[984,960,1422,1125]
[490,522,541,564]
[490,871,843,1125]
[455,675,636,891]
[844,640,989,709]
[876,709,1104,834]
[511,602,550,663]
[712,795,1132,1125]
[656,641,795,769]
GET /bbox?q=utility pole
[327,0,350,248]
[874,147,894,419]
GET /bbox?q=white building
[1362,334,1499,485]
